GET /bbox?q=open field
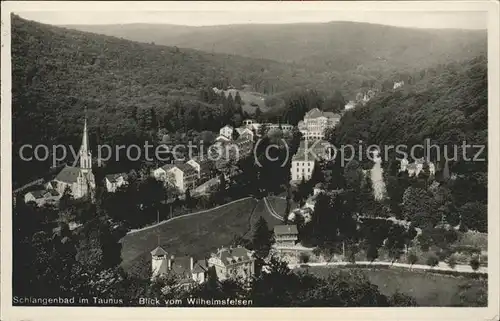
[298,265,487,306]
[220,89,284,114]
[121,198,258,277]
[266,196,299,219]
[249,198,284,233]
[120,197,282,278]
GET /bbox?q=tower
[151,246,168,280]
[79,114,92,174]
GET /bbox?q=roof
[274,224,299,235]
[216,246,253,266]
[192,260,208,273]
[304,108,341,120]
[292,148,320,162]
[47,189,60,197]
[170,256,192,277]
[151,246,168,256]
[160,164,175,171]
[221,125,233,130]
[54,165,81,184]
[176,163,198,176]
[28,190,46,199]
[105,172,127,183]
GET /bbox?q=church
[46,116,96,199]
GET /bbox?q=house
[104,173,128,192]
[24,189,61,207]
[187,157,215,180]
[48,116,95,199]
[243,119,254,127]
[169,163,198,192]
[207,246,255,282]
[345,101,356,110]
[273,225,299,247]
[153,163,197,192]
[290,140,332,182]
[231,137,253,160]
[150,246,207,289]
[235,127,254,141]
[215,134,231,143]
[393,81,405,89]
[298,108,341,140]
[219,125,234,139]
[400,158,436,177]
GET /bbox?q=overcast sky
[16,9,487,30]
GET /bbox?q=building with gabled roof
[105,172,128,192]
[49,115,95,199]
[298,108,341,140]
[274,225,299,248]
[150,246,207,289]
[24,189,61,207]
[207,246,255,282]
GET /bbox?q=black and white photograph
[1,1,499,320]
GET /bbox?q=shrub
[299,252,310,264]
[426,254,439,267]
[407,252,418,266]
[447,255,457,269]
[470,257,480,271]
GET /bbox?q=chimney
[190,257,194,271]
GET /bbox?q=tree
[251,217,274,259]
[469,257,480,271]
[426,254,439,268]
[407,252,418,266]
[447,255,457,269]
[299,252,310,264]
[366,244,379,263]
[389,291,418,307]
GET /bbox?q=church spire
[80,108,92,172]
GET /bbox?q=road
[289,261,488,275]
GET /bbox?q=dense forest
[10,15,308,185]
[68,21,487,96]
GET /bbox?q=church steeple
[79,110,92,172]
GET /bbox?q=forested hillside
[326,55,487,226]
[10,15,315,185]
[68,21,487,95]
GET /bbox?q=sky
[15,7,488,30]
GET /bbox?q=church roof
[151,246,167,256]
[54,165,81,184]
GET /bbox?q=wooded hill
[67,21,487,97]
[10,15,315,185]
[328,54,487,206]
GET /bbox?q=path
[127,197,253,235]
[288,261,488,275]
[263,196,285,221]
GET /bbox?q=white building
[153,163,198,192]
[298,108,341,140]
[400,158,436,177]
[150,246,207,289]
[24,189,61,207]
[46,116,95,199]
[207,246,255,282]
[219,125,234,139]
[104,173,128,192]
[290,140,333,182]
